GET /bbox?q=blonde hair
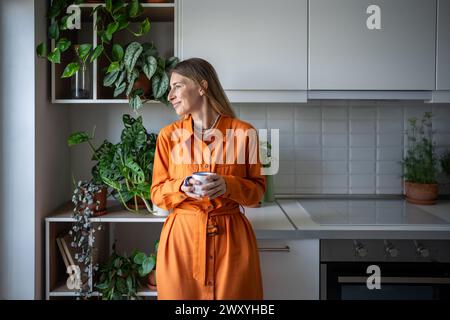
[170,58,236,119]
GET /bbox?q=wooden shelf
[46,201,168,223]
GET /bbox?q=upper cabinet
[309,0,436,90]
[437,0,450,90]
[179,0,308,102]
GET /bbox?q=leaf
[152,72,169,99]
[113,82,126,97]
[143,56,157,80]
[129,94,142,111]
[142,256,156,275]
[67,132,90,146]
[100,31,112,44]
[90,44,104,63]
[128,0,141,18]
[59,15,70,31]
[112,44,124,61]
[107,61,121,74]
[165,56,179,71]
[47,48,61,64]
[137,18,150,36]
[133,252,146,265]
[118,21,130,32]
[62,62,80,78]
[103,69,120,87]
[49,21,60,40]
[36,42,47,58]
[126,276,133,293]
[124,42,143,72]
[77,44,92,62]
[56,38,71,52]
[106,0,113,13]
[106,21,119,37]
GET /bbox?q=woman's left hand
[197,173,227,200]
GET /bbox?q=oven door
[321,262,450,300]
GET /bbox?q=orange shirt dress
[150,114,266,300]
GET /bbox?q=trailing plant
[402,112,439,184]
[70,179,104,298]
[96,242,157,300]
[68,114,157,212]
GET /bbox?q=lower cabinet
[258,239,320,300]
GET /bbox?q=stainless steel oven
[320,240,450,300]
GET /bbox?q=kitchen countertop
[272,198,450,240]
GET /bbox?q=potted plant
[68,114,157,213]
[70,180,104,298]
[95,243,156,300]
[402,112,439,205]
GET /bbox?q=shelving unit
[45,201,165,299]
[51,1,177,104]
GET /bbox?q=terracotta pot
[81,186,107,217]
[132,74,151,96]
[405,181,438,205]
[126,196,148,210]
[147,270,157,291]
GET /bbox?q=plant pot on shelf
[132,73,151,97]
[147,270,157,291]
[126,196,149,211]
[79,186,108,216]
[404,181,438,205]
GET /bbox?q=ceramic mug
[192,172,215,195]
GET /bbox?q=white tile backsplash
[350,120,376,133]
[323,148,348,161]
[295,148,322,161]
[350,148,375,161]
[323,134,348,147]
[323,120,348,133]
[295,119,321,133]
[350,134,375,147]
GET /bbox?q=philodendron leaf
[47,48,61,64]
[77,44,92,62]
[143,56,157,80]
[113,82,126,97]
[126,69,139,96]
[128,0,141,18]
[152,72,169,99]
[129,94,142,111]
[67,132,90,146]
[49,21,59,40]
[103,69,120,87]
[142,256,156,275]
[106,0,113,13]
[62,62,80,78]
[124,42,143,72]
[56,38,71,52]
[36,42,47,58]
[137,18,150,36]
[133,252,146,265]
[166,56,179,71]
[107,61,121,74]
[90,44,104,63]
[112,44,124,61]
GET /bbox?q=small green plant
[402,112,439,184]
[96,242,157,300]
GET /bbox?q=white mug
[192,172,215,195]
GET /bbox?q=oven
[320,240,450,300]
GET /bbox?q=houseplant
[402,112,439,205]
[68,114,157,213]
[95,242,157,300]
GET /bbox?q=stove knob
[355,244,367,257]
[385,245,399,258]
[417,246,430,258]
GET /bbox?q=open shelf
[49,281,157,297]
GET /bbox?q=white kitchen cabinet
[437,0,450,90]
[258,239,320,300]
[179,0,308,102]
[309,0,436,90]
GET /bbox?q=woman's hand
[195,173,227,200]
[180,176,202,199]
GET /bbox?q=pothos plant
[68,114,157,213]
[96,242,157,300]
[36,0,177,110]
[70,179,104,298]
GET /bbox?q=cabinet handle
[258,246,290,252]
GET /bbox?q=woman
[151,58,265,300]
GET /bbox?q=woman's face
[168,72,203,116]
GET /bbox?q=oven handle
[338,276,450,284]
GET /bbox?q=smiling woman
[150,58,266,300]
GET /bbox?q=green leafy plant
[103,41,179,111]
[68,114,157,212]
[402,112,439,184]
[96,242,157,300]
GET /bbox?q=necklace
[193,114,221,133]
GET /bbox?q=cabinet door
[437,0,450,90]
[258,239,320,300]
[179,0,307,91]
[309,0,436,90]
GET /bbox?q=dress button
[207,281,213,286]
[209,255,214,260]
[204,164,209,168]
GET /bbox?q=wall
[69,101,450,196]
[34,0,71,299]
[0,0,36,299]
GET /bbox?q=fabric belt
[172,203,245,286]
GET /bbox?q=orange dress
[151,114,266,300]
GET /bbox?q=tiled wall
[70,101,450,196]
[235,101,450,195]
